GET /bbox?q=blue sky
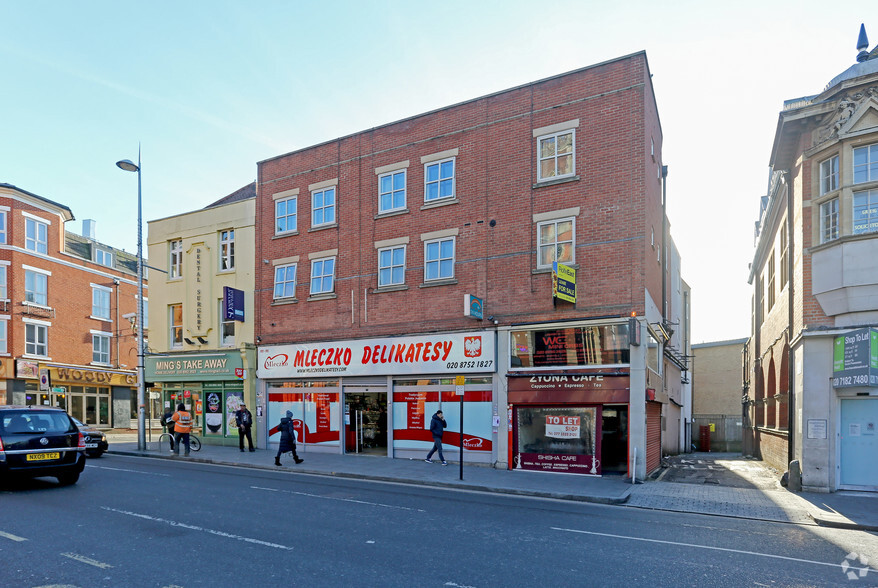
[0,1,870,343]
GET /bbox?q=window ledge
[217,269,236,274]
[271,298,298,306]
[373,284,409,294]
[90,362,111,368]
[533,175,579,189]
[307,293,337,301]
[22,354,51,361]
[308,223,338,233]
[419,278,458,288]
[532,263,579,275]
[89,316,113,322]
[755,426,789,436]
[375,208,410,220]
[420,198,459,211]
[273,231,299,239]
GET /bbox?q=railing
[20,301,55,318]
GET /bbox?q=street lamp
[116,152,146,451]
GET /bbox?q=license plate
[85,443,98,448]
[26,452,60,462]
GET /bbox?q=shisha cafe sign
[257,331,496,378]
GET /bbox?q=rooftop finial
[856,23,870,63]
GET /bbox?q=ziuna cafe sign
[258,331,496,378]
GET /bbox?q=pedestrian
[162,406,175,452]
[235,402,255,452]
[425,409,448,465]
[171,403,192,456]
[275,410,303,466]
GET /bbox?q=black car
[0,406,86,486]
[72,417,108,458]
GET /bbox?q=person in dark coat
[235,402,255,452]
[275,410,303,466]
[425,409,448,465]
[162,407,175,452]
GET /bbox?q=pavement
[103,432,878,532]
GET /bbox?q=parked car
[0,406,86,486]
[72,418,108,458]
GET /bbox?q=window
[537,130,575,181]
[424,158,455,202]
[92,286,111,319]
[767,251,775,310]
[819,155,839,195]
[853,143,878,184]
[25,270,47,306]
[169,240,182,279]
[139,296,149,330]
[424,237,455,281]
[275,196,297,234]
[0,265,6,299]
[92,333,110,364]
[25,218,48,254]
[379,170,406,213]
[25,322,47,356]
[220,229,235,271]
[219,301,234,347]
[779,227,788,289]
[0,320,6,354]
[311,187,336,227]
[0,210,6,244]
[820,198,839,243]
[95,249,113,268]
[537,218,575,268]
[853,189,878,235]
[310,257,335,295]
[273,263,297,299]
[170,304,183,348]
[378,245,406,287]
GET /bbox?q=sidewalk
[104,435,878,531]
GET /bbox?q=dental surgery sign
[832,327,878,388]
[257,331,496,378]
[552,262,576,303]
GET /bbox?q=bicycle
[158,431,202,452]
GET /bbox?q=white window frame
[853,143,878,184]
[536,217,576,269]
[220,229,235,271]
[91,331,111,365]
[0,318,7,354]
[219,300,235,347]
[424,157,455,203]
[91,284,111,319]
[95,249,113,268]
[378,169,407,213]
[25,269,48,306]
[273,263,297,300]
[170,304,183,349]
[378,245,406,287]
[311,187,336,228]
[424,237,455,281]
[275,195,298,235]
[853,189,878,235]
[537,129,576,182]
[0,264,7,300]
[820,198,839,243]
[309,257,336,295]
[25,217,48,254]
[819,155,839,195]
[0,209,7,245]
[25,321,48,357]
[169,239,183,279]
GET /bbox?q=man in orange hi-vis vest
[171,403,192,456]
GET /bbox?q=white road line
[551,527,873,574]
[60,552,113,569]
[101,507,294,550]
[251,485,427,512]
[86,465,171,477]
[0,530,27,542]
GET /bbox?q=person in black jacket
[162,407,175,452]
[275,410,303,466]
[425,409,448,465]
[235,403,255,452]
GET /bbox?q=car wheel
[57,471,80,486]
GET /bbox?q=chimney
[82,219,96,240]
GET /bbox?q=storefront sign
[258,331,496,378]
[50,366,137,386]
[507,373,630,404]
[464,294,483,319]
[552,262,576,303]
[510,323,630,368]
[146,351,244,381]
[224,286,245,322]
[16,360,40,379]
[832,327,878,387]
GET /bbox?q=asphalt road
[1,454,876,587]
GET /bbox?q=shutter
[646,402,662,474]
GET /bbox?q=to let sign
[552,262,576,303]
[832,327,878,387]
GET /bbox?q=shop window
[511,323,630,368]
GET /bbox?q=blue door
[840,398,878,488]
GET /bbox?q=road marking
[60,552,113,569]
[86,465,171,477]
[101,507,294,550]
[551,527,874,574]
[0,530,27,542]
[251,485,427,512]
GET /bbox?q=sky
[0,1,872,344]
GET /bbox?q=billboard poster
[832,327,878,388]
[267,390,340,445]
[391,389,493,453]
[223,286,245,322]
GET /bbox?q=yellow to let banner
[554,262,576,303]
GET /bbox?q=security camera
[122,312,136,319]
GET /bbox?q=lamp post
[116,152,146,451]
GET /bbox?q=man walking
[275,410,303,466]
[171,403,192,456]
[425,409,448,465]
[235,402,255,452]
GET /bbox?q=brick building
[254,52,688,479]
[746,25,878,491]
[0,183,142,427]
[691,338,747,452]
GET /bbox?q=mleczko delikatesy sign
[832,327,878,388]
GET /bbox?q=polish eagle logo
[463,336,482,358]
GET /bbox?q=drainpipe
[661,165,669,322]
[784,172,795,468]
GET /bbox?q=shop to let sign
[546,415,580,439]
[552,262,576,303]
[832,327,878,387]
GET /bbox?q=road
[1,454,876,587]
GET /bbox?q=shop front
[257,331,497,463]
[145,349,255,447]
